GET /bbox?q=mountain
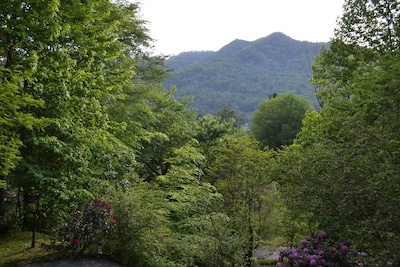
[164,32,327,121]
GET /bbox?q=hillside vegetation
[2,0,400,266]
[164,32,327,120]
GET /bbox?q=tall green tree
[207,135,282,266]
[250,92,311,148]
[0,0,53,218]
[273,1,400,265]
[0,0,154,246]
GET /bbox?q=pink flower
[73,239,79,245]
[111,218,116,225]
[93,199,100,204]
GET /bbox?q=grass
[0,231,55,267]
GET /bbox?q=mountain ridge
[164,32,327,120]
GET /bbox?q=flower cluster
[277,231,362,267]
[44,199,116,256]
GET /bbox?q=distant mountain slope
[164,32,327,121]
[166,51,214,68]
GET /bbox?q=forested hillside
[164,32,327,120]
[2,1,400,267]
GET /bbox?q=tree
[216,104,245,128]
[250,93,311,148]
[273,1,400,265]
[0,0,154,247]
[336,0,400,52]
[0,0,52,219]
[207,135,283,266]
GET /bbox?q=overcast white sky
[139,0,345,56]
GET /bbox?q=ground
[25,258,124,267]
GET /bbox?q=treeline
[1,1,400,267]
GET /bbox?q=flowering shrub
[44,199,116,256]
[277,231,362,267]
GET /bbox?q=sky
[139,0,345,56]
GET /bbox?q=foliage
[110,183,183,267]
[1,1,290,266]
[216,104,245,128]
[0,0,153,247]
[174,212,245,267]
[272,1,400,266]
[207,135,284,266]
[336,0,400,52]
[277,231,362,267]
[45,199,116,257]
[251,93,311,148]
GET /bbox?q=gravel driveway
[25,258,124,267]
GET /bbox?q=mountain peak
[165,33,327,120]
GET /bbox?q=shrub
[277,231,362,267]
[44,199,116,257]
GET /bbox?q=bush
[277,231,363,267]
[44,199,116,257]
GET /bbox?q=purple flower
[341,245,348,251]
[307,254,318,260]
[310,259,317,265]
[303,248,309,253]
[289,253,298,259]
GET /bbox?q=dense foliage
[250,93,311,149]
[272,1,400,266]
[0,1,282,266]
[2,0,400,266]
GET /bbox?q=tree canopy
[271,1,400,266]
[250,92,311,149]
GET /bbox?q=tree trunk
[0,187,5,218]
[31,194,40,248]
[245,224,254,267]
